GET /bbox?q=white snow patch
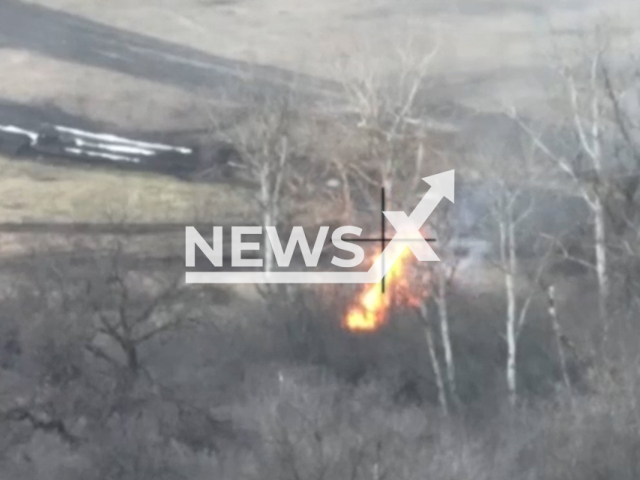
[0,125,38,145]
[65,147,140,163]
[55,126,192,155]
[74,138,156,156]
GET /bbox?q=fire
[344,245,423,332]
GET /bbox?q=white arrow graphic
[185,170,454,284]
[366,170,455,281]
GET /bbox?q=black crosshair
[345,188,436,293]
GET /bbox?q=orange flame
[344,246,423,332]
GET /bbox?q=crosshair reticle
[345,187,436,293]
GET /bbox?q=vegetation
[1,16,640,480]
[0,154,252,223]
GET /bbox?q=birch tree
[490,182,534,405]
[601,63,640,311]
[211,80,320,275]
[545,284,572,391]
[334,36,442,214]
[334,38,467,412]
[419,301,449,415]
[508,40,616,352]
[473,134,551,406]
[224,94,294,273]
[491,185,555,405]
[425,200,461,406]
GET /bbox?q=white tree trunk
[435,270,459,405]
[501,217,518,406]
[420,302,449,415]
[263,209,274,273]
[547,285,571,390]
[259,162,280,275]
[506,276,517,406]
[260,163,273,274]
[593,194,610,344]
[571,58,610,350]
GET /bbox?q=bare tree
[545,284,572,391]
[334,36,441,214]
[424,200,462,407]
[601,60,640,317]
[211,80,318,274]
[82,242,197,381]
[335,39,459,412]
[491,181,533,405]
[467,130,554,406]
[490,179,557,405]
[419,301,449,415]
[33,237,206,386]
[508,37,618,353]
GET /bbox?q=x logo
[383,210,439,261]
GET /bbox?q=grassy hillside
[0,155,252,223]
